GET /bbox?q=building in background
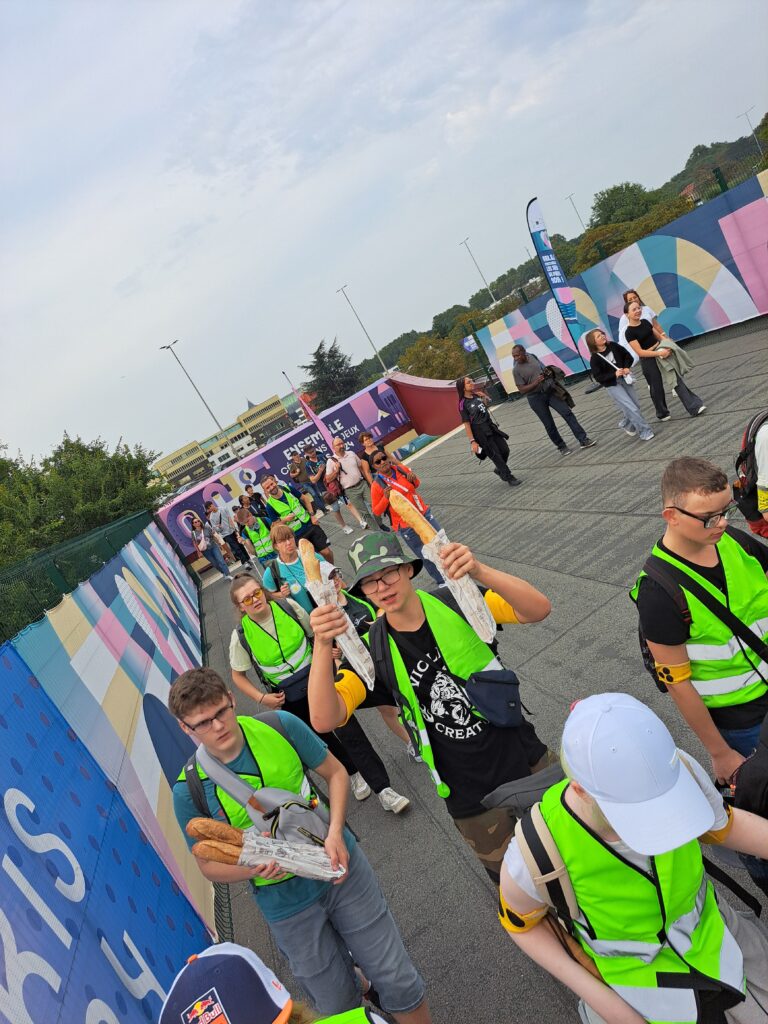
[153,395,293,488]
[280,389,311,425]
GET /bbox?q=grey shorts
[267,845,425,1016]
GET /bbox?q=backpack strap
[515,804,578,929]
[183,754,210,817]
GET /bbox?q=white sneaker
[639,430,655,441]
[406,741,423,763]
[342,526,354,535]
[350,773,371,801]
[695,405,707,416]
[617,417,628,429]
[359,519,368,530]
[378,788,410,814]
[623,424,638,436]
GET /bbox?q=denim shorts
[267,845,425,1016]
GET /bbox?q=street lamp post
[565,193,587,233]
[336,285,388,374]
[460,237,497,306]
[737,106,765,159]
[160,339,239,466]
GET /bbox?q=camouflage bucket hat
[346,531,422,595]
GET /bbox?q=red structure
[388,372,461,437]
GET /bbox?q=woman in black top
[585,328,654,440]
[457,376,521,487]
[624,300,704,420]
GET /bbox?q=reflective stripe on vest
[631,532,768,709]
[243,518,274,558]
[266,490,310,530]
[370,590,499,799]
[540,780,745,1024]
[241,605,311,687]
[177,715,313,888]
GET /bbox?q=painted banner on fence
[476,170,768,392]
[0,642,211,1024]
[9,522,210,915]
[159,378,411,556]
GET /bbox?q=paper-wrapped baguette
[298,538,322,582]
[389,491,437,544]
[186,818,244,845]
[192,839,242,865]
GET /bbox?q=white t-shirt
[616,305,657,364]
[502,751,728,904]
[327,450,364,487]
[755,420,768,512]
[229,599,311,672]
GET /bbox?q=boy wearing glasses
[307,532,553,883]
[169,668,431,1023]
[632,457,768,785]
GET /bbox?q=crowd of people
[168,320,768,1023]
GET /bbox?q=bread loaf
[186,817,244,846]
[389,491,437,544]
[191,839,242,865]
[298,538,322,582]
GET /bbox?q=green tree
[431,304,470,338]
[300,338,362,412]
[588,182,655,227]
[0,435,162,568]
[399,334,472,381]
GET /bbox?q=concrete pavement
[200,316,768,1023]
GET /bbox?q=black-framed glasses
[360,567,402,594]
[372,457,387,465]
[183,699,234,733]
[666,501,738,530]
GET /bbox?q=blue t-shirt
[172,711,356,922]
[262,555,326,614]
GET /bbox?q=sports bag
[734,409,768,521]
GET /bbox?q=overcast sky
[2,0,766,461]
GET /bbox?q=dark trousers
[223,531,249,564]
[477,430,512,480]
[284,694,390,793]
[640,358,702,418]
[527,391,587,449]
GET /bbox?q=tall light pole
[460,237,497,305]
[160,339,238,466]
[737,105,765,159]
[565,193,587,233]
[336,285,388,374]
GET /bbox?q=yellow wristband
[498,890,548,934]
[654,662,692,686]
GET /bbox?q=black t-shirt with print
[342,599,545,819]
[636,529,768,728]
[342,592,376,637]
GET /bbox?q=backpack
[734,410,768,521]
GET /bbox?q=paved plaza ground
[200,316,767,1022]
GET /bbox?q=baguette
[186,818,244,846]
[191,839,242,865]
[389,491,437,544]
[298,538,322,582]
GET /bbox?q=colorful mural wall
[476,170,768,392]
[159,378,411,557]
[1,522,212,1022]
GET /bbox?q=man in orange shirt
[370,452,443,584]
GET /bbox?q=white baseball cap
[562,693,715,855]
[319,560,341,583]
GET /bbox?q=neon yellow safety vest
[178,715,313,888]
[241,604,311,688]
[266,490,310,531]
[319,1010,377,1023]
[243,517,274,558]
[367,590,501,798]
[540,779,745,1023]
[631,532,768,709]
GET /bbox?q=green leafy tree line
[0,435,163,569]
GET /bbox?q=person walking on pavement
[304,444,358,536]
[500,692,768,1024]
[290,449,328,513]
[169,669,430,1022]
[245,483,269,518]
[227,572,410,814]
[261,473,334,562]
[236,500,275,570]
[585,328,654,441]
[190,516,233,581]
[457,376,521,486]
[206,499,251,568]
[369,452,444,585]
[325,438,374,531]
[511,346,596,456]
[624,300,705,421]
[307,531,554,883]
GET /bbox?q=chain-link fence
[0,510,153,644]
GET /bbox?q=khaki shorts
[453,807,517,884]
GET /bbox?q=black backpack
[734,409,768,521]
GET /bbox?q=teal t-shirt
[262,555,326,614]
[172,711,356,922]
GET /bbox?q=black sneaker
[580,438,597,448]
[507,475,522,487]
[558,446,571,456]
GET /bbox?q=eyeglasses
[183,699,234,733]
[666,501,738,530]
[360,567,402,594]
[239,588,264,606]
[329,568,341,580]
